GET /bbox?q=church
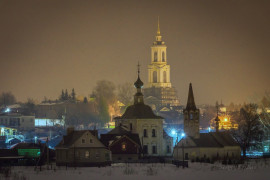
[173,84,241,162]
[114,66,173,157]
[143,18,180,112]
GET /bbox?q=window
[152,129,156,137]
[130,123,132,131]
[122,143,126,151]
[162,52,165,62]
[163,71,167,83]
[185,153,189,160]
[152,146,157,154]
[167,145,171,153]
[190,113,193,120]
[143,129,147,137]
[82,139,85,143]
[154,52,157,62]
[85,151,89,158]
[153,71,157,83]
[90,139,93,143]
[143,145,148,154]
[96,153,100,158]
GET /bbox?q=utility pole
[182,141,184,169]
[46,137,49,170]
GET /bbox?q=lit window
[122,143,126,151]
[85,151,89,158]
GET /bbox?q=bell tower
[184,83,200,139]
[148,17,171,88]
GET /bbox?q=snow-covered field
[1,159,270,180]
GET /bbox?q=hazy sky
[0,0,269,105]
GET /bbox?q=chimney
[67,126,74,135]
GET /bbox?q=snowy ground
[1,159,270,180]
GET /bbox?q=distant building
[100,126,142,162]
[0,113,35,131]
[55,127,111,167]
[173,84,241,162]
[114,66,173,157]
[143,18,180,112]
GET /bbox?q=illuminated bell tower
[148,17,171,88]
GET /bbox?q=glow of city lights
[224,118,228,122]
[208,127,211,132]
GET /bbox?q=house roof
[12,142,46,149]
[55,130,98,148]
[114,104,163,119]
[187,132,239,148]
[100,126,141,147]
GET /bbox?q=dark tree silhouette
[230,103,263,157]
[0,92,16,106]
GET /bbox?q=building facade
[173,84,241,162]
[0,113,35,131]
[55,127,112,166]
[114,68,173,157]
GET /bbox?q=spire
[155,16,162,42]
[186,83,197,111]
[157,16,161,36]
[134,62,143,89]
[215,102,220,132]
[134,63,144,104]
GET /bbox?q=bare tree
[117,82,135,106]
[230,103,263,157]
[0,92,16,106]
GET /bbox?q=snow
[1,159,270,180]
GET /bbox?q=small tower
[215,103,220,132]
[184,83,200,139]
[134,62,144,104]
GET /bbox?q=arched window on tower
[154,52,157,62]
[163,71,167,83]
[153,71,157,83]
[162,52,165,62]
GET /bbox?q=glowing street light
[5,108,10,113]
[171,129,176,136]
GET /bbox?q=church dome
[134,76,144,89]
[115,103,163,119]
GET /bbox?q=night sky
[0,0,269,105]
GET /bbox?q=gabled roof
[12,142,47,149]
[55,130,98,148]
[187,132,239,148]
[100,126,141,147]
[190,133,223,147]
[210,132,239,146]
[114,104,163,119]
[107,126,129,135]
